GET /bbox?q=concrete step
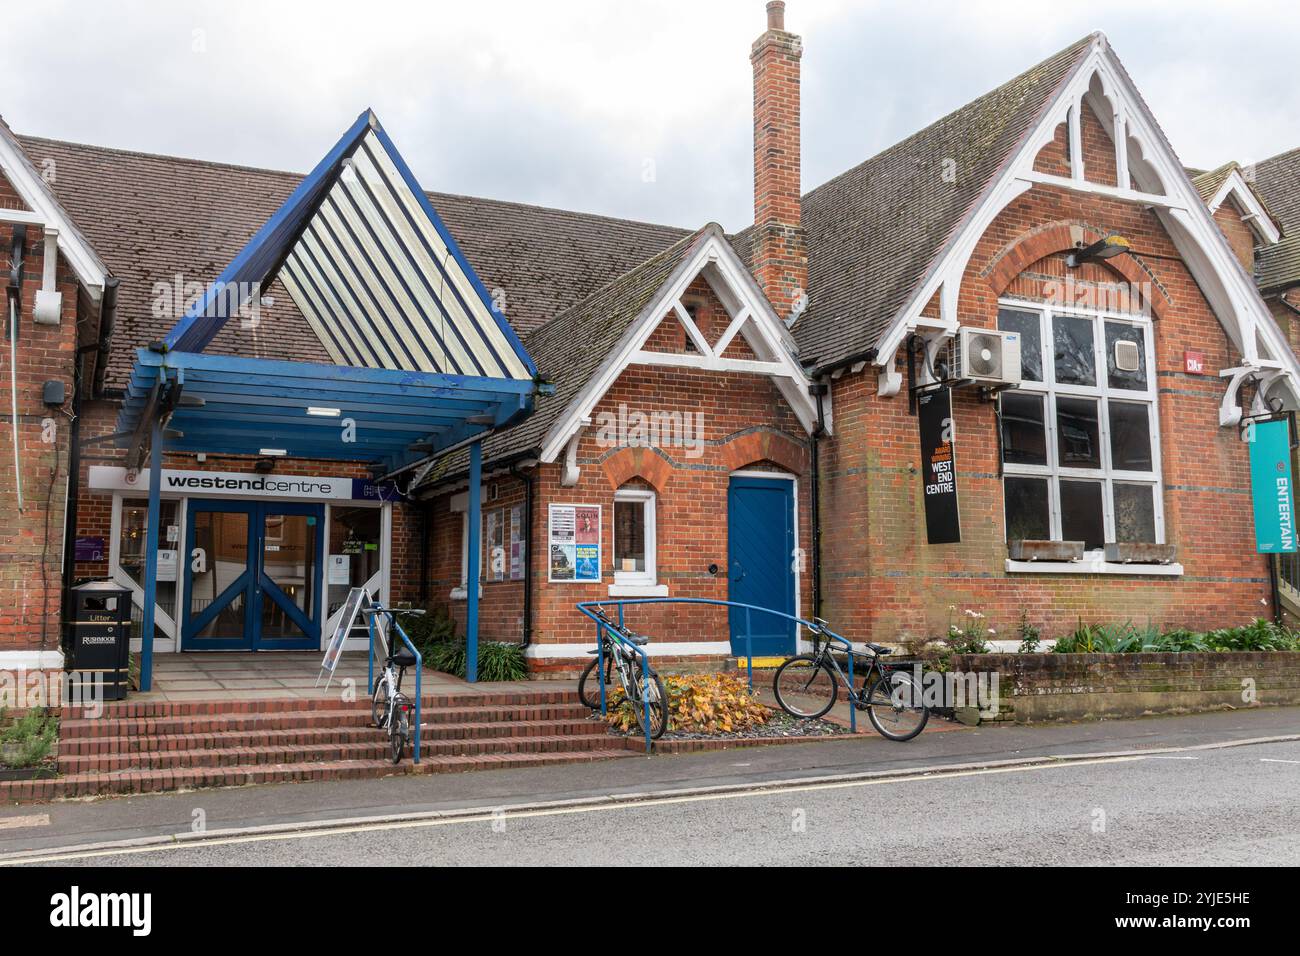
[57,733,628,773]
[2,749,630,803]
[56,717,611,756]
[58,688,580,721]
[58,702,594,740]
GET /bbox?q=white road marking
[0,756,1144,865]
[0,815,50,831]
[1260,758,1300,765]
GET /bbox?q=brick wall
[949,651,1300,722]
[816,103,1274,646]
[424,282,813,675]
[0,195,82,654]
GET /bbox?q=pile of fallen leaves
[605,673,770,735]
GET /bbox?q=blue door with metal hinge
[183,499,324,650]
[727,476,796,656]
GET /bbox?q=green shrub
[424,640,529,681]
[1052,618,1300,654]
[1016,609,1042,653]
[0,708,57,769]
[396,604,456,655]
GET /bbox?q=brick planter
[946,652,1300,724]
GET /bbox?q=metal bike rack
[575,597,861,741]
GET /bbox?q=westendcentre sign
[88,466,404,502]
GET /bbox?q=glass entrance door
[183,500,324,651]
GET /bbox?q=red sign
[1185,350,1205,374]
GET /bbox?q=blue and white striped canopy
[162,109,535,381]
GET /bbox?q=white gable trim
[537,225,822,464]
[871,34,1300,420]
[1207,168,1281,246]
[0,126,108,295]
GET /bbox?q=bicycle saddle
[624,632,649,646]
[390,646,418,668]
[866,642,893,655]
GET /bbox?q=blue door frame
[182,499,324,651]
[727,475,796,656]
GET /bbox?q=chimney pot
[766,1,785,31]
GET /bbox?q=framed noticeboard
[548,503,601,582]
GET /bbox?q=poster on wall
[548,504,601,582]
[487,509,507,582]
[509,505,523,581]
[918,386,961,544]
[1247,417,1297,554]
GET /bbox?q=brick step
[57,733,627,773]
[58,688,580,721]
[59,703,595,740]
[56,717,609,756]
[2,750,630,803]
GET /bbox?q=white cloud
[2,0,1297,230]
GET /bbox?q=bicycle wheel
[629,666,668,740]
[577,654,615,709]
[372,674,390,729]
[390,698,411,763]
[773,655,837,719]
[864,670,929,742]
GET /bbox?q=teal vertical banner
[1248,418,1297,553]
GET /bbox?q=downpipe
[511,462,535,648]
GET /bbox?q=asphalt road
[14,736,1300,867]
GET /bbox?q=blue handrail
[575,602,656,753]
[365,606,423,764]
[575,597,862,737]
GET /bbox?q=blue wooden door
[727,476,796,656]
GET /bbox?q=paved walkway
[136,652,574,702]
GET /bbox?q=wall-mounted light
[1066,234,1132,268]
[306,406,341,417]
[258,448,287,456]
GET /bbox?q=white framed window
[997,299,1165,553]
[612,488,658,590]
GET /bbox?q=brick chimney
[751,0,807,321]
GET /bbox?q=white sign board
[318,586,370,688]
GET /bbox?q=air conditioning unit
[951,327,1022,386]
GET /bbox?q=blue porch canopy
[116,109,538,689]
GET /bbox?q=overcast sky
[3,0,1298,230]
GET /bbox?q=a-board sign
[318,586,370,688]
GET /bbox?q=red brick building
[3,2,1299,682]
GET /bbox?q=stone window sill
[1006,558,1183,576]
[607,582,669,598]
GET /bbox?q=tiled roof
[1191,162,1237,204]
[1252,147,1300,292]
[736,34,1095,371]
[18,135,688,391]
[413,226,714,488]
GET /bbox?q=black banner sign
[918,386,960,544]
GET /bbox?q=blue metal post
[744,607,753,692]
[847,646,857,733]
[596,621,607,715]
[367,610,375,697]
[138,417,163,693]
[642,657,651,754]
[465,440,482,682]
[412,644,422,764]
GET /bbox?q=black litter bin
[66,579,132,701]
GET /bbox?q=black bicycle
[772,619,928,741]
[578,606,668,739]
